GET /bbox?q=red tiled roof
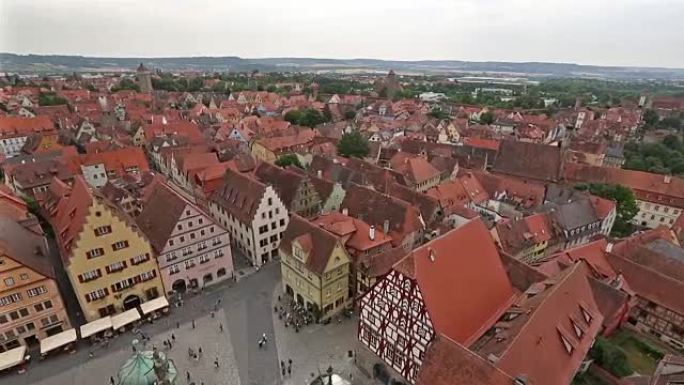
[564,163,684,208]
[478,262,604,385]
[143,121,203,143]
[80,147,150,176]
[313,212,392,254]
[463,137,501,152]
[0,116,54,137]
[397,219,516,346]
[416,335,514,385]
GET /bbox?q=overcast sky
[1,0,683,68]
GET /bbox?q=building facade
[279,215,351,318]
[137,181,233,295]
[0,216,70,352]
[208,170,289,267]
[43,176,165,322]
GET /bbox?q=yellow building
[250,141,277,164]
[43,176,165,322]
[279,215,351,318]
[0,206,70,351]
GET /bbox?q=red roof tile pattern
[397,219,516,346]
[416,335,514,385]
[564,163,684,208]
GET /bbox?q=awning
[40,329,77,355]
[140,296,169,315]
[111,308,141,330]
[80,316,112,338]
[0,345,26,371]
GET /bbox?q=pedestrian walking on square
[288,358,293,366]
[214,358,219,368]
[281,367,286,377]
[198,346,203,357]
[287,365,291,376]
[192,320,195,329]
[176,321,180,329]
[110,376,115,385]
[186,371,191,381]
[171,333,176,342]
[211,311,215,318]
[219,323,223,332]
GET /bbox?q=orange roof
[143,121,203,143]
[396,219,516,346]
[389,152,441,185]
[0,116,54,137]
[564,163,684,208]
[590,195,616,219]
[537,239,617,279]
[463,137,501,151]
[488,262,604,385]
[524,213,553,243]
[42,176,94,263]
[80,147,150,176]
[313,212,392,254]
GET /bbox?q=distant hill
[2,53,684,80]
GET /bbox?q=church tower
[136,62,153,93]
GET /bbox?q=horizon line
[2,52,684,72]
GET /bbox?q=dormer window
[579,303,593,324]
[557,327,575,355]
[571,317,585,339]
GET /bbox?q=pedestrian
[192,320,195,329]
[198,346,203,357]
[188,347,193,358]
[217,298,221,305]
[214,358,219,368]
[110,376,115,385]
[288,358,293,366]
[211,311,215,318]
[281,360,285,370]
[186,371,191,381]
[219,323,223,332]
[281,367,286,377]
[287,365,291,376]
[171,333,176,342]
[176,321,180,329]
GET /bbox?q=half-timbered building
[356,219,516,384]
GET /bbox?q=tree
[344,110,357,120]
[589,337,632,377]
[38,92,68,106]
[479,111,495,125]
[284,108,329,127]
[576,183,638,237]
[337,131,370,158]
[111,78,140,92]
[427,107,449,120]
[643,109,659,127]
[275,154,303,169]
[284,110,303,125]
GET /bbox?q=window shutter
[104,288,109,296]
[85,294,91,303]
[78,275,84,283]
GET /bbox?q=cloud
[0,0,682,67]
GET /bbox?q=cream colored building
[208,170,289,267]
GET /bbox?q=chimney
[342,208,348,216]
[428,247,436,262]
[369,225,375,241]
[605,242,614,253]
[317,170,322,178]
[513,376,528,385]
[383,219,390,234]
[664,175,672,184]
